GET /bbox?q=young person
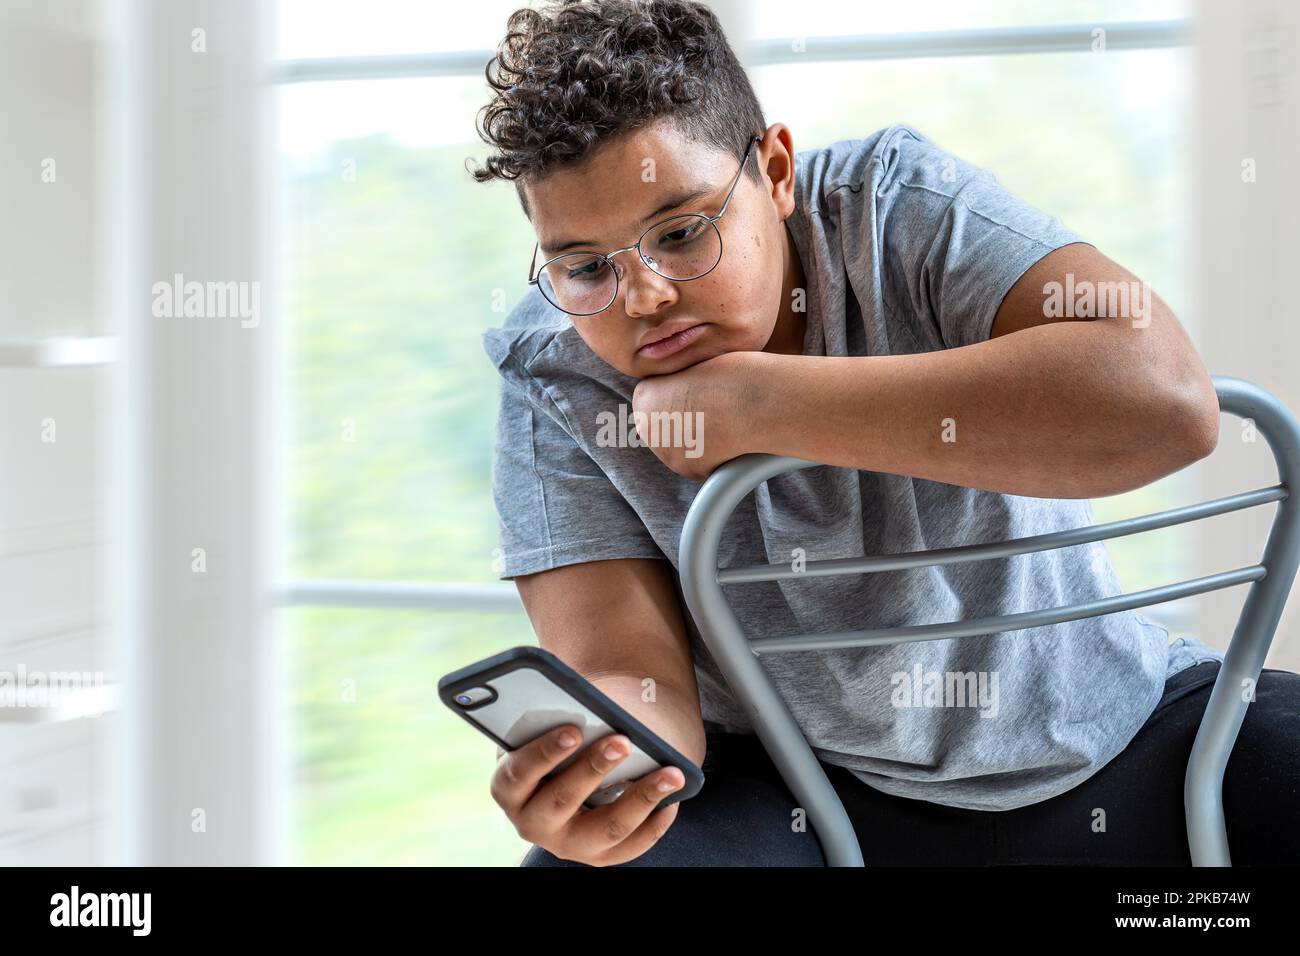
[470,0,1300,866]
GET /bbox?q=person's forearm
[589,673,707,768]
[747,321,1219,499]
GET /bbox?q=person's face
[522,120,798,378]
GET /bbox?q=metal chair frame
[678,376,1300,866]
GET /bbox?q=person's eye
[661,219,707,245]
[566,257,608,282]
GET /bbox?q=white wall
[1195,0,1300,672]
[0,0,105,865]
[104,0,276,865]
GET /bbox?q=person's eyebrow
[540,182,718,257]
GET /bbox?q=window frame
[270,11,1198,617]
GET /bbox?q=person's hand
[492,725,686,866]
[630,350,762,481]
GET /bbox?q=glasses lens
[538,253,617,315]
[641,215,722,281]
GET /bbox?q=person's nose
[613,249,677,319]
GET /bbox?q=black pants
[521,661,1300,866]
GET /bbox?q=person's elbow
[1099,374,1217,498]
[1165,365,1221,470]
[1100,356,1219,496]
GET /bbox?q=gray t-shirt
[482,124,1224,811]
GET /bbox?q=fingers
[490,725,583,818]
[491,726,689,865]
[513,732,637,842]
[595,802,682,866]
[569,763,686,858]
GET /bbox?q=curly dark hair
[469,0,766,203]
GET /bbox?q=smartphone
[438,645,704,809]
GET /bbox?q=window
[273,0,1199,865]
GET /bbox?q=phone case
[438,645,705,808]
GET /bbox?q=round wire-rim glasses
[526,134,763,316]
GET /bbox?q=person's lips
[636,321,708,359]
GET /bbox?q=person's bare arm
[632,243,1220,496]
[514,557,706,766]
[491,557,707,865]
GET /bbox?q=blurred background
[1,0,1296,865]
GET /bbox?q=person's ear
[758,124,797,221]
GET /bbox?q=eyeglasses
[527,134,762,316]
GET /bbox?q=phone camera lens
[453,685,495,708]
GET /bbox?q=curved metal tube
[678,374,1300,867]
[1186,377,1300,865]
[677,454,857,863]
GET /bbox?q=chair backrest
[678,375,1300,866]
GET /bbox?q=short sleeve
[488,360,667,580]
[875,127,1086,350]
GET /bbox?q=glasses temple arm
[713,134,762,222]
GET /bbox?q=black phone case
[439,645,705,808]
